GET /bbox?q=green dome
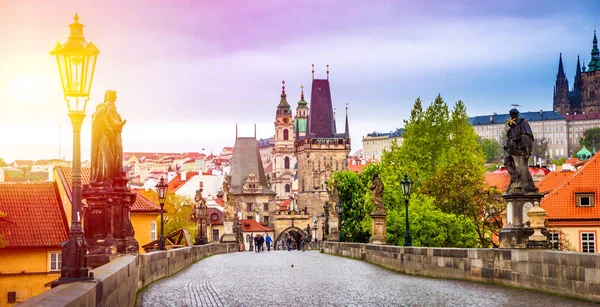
[297,99,309,109]
[577,145,592,160]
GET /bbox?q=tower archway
[275,226,307,251]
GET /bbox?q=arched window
[284,157,290,169]
[285,184,290,193]
[283,129,289,140]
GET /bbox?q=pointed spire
[300,85,304,101]
[277,80,290,108]
[589,28,599,71]
[312,64,315,80]
[557,53,565,77]
[326,64,330,80]
[575,55,583,90]
[344,103,349,138]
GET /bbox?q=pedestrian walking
[265,234,272,252]
[300,235,306,252]
[259,235,265,252]
[286,234,292,251]
[254,234,260,253]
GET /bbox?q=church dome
[577,145,592,160]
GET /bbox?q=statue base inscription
[83,184,139,268]
[499,192,544,249]
[221,220,237,243]
[370,211,387,245]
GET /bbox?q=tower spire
[312,64,314,80]
[344,103,349,138]
[300,85,304,101]
[589,29,600,71]
[557,53,565,77]
[575,55,583,90]
[326,64,329,80]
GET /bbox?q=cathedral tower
[273,81,296,200]
[553,53,570,114]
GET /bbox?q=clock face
[283,117,290,123]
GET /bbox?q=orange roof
[0,182,69,248]
[239,219,273,232]
[566,158,579,164]
[536,171,575,193]
[168,172,199,192]
[277,200,290,211]
[55,167,161,213]
[484,172,510,192]
[215,197,225,207]
[541,153,600,220]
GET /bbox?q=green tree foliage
[381,95,504,248]
[580,127,600,150]
[163,194,197,239]
[386,194,478,247]
[0,158,7,167]
[332,171,370,243]
[477,137,503,163]
[550,157,566,165]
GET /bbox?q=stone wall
[19,243,237,307]
[322,242,600,303]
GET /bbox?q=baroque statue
[90,90,127,186]
[503,109,537,194]
[223,180,235,220]
[326,180,340,207]
[371,172,385,212]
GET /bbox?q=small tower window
[285,184,291,193]
[285,157,290,169]
[283,129,289,140]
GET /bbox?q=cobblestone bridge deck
[140,251,592,306]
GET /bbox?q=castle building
[554,30,600,116]
[362,128,404,161]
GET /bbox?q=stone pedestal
[499,192,543,249]
[527,205,549,249]
[327,216,339,242]
[83,184,139,268]
[370,211,387,245]
[221,219,237,243]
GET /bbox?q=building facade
[553,30,600,116]
[272,82,297,201]
[361,128,404,161]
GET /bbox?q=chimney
[181,171,187,181]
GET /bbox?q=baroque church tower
[272,81,296,201]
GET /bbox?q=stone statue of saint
[326,180,340,206]
[371,172,385,212]
[90,90,127,186]
[503,109,537,194]
[223,181,235,220]
[305,224,312,242]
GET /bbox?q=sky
[1,0,599,162]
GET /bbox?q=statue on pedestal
[371,172,385,212]
[503,108,537,194]
[326,180,340,208]
[90,90,127,187]
[194,182,208,245]
[223,180,235,220]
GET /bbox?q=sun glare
[4,73,53,105]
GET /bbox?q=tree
[18,165,31,176]
[332,171,370,243]
[0,158,7,167]
[531,139,549,164]
[386,194,478,247]
[163,194,198,239]
[580,127,600,150]
[477,137,503,163]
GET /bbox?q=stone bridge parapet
[19,243,238,307]
[322,242,600,303]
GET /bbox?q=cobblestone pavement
[140,251,594,307]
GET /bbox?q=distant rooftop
[366,128,404,138]
[469,111,564,125]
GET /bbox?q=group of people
[278,234,309,252]
[252,234,272,252]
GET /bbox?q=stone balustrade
[322,242,600,303]
[19,243,238,307]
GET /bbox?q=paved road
[140,251,593,307]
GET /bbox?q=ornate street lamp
[336,203,343,242]
[401,174,413,247]
[320,212,326,241]
[312,215,318,242]
[156,177,168,250]
[51,13,99,284]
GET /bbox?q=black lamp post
[320,213,326,241]
[401,174,413,247]
[156,177,168,250]
[51,14,99,285]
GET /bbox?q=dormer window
[577,193,594,207]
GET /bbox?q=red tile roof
[566,158,579,165]
[541,153,600,220]
[536,171,575,193]
[55,167,161,213]
[239,219,274,232]
[168,172,199,192]
[215,197,225,207]
[0,182,69,248]
[277,200,290,211]
[484,173,511,192]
